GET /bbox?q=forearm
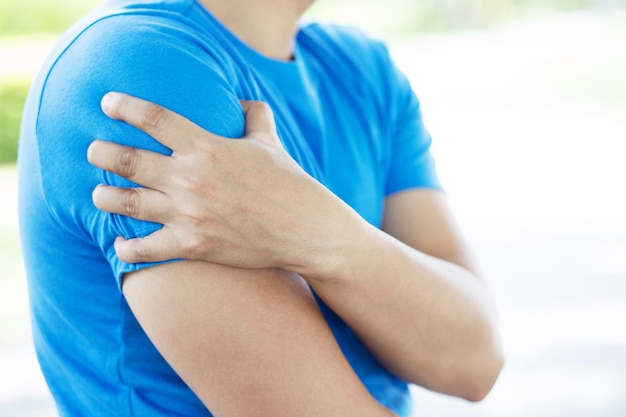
[303,215,503,401]
[88,94,502,401]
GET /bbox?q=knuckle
[257,101,273,116]
[181,205,208,230]
[130,241,151,263]
[114,146,140,179]
[178,152,222,193]
[121,188,141,218]
[179,173,205,194]
[205,140,231,165]
[182,234,208,260]
[193,135,213,155]
[140,102,169,130]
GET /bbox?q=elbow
[434,320,505,402]
[461,338,505,402]
[411,335,504,402]
[460,295,505,402]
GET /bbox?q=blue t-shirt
[18,0,441,415]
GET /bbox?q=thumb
[240,100,280,146]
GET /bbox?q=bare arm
[89,93,503,401]
[123,260,395,416]
[304,189,503,400]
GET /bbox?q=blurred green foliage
[0,79,30,164]
[1,0,624,36]
[0,0,624,165]
[0,0,100,164]
[0,0,100,36]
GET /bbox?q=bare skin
[87,0,504,412]
[122,261,396,417]
[200,0,311,59]
[89,95,503,400]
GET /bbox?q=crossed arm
[89,93,503,413]
[123,262,395,416]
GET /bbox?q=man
[19,0,503,415]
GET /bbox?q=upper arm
[382,189,479,275]
[36,14,246,279]
[122,261,388,416]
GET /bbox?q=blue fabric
[18,0,441,415]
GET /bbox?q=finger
[114,229,185,264]
[92,184,174,224]
[88,140,171,189]
[101,92,214,154]
[240,100,280,145]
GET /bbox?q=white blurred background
[1,1,625,416]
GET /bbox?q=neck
[198,0,313,60]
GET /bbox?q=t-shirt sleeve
[36,14,245,288]
[379,45,442,196]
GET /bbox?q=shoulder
[39,0,240,100]
[299,20,389,59]
[35,0,244,152]
[297,20,412,115]
[298,21,394,83]
[27,0,245,238]
[35,0,245,178]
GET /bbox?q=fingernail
[92,183,105,200]
[101,92,115,114]
[87,140,101,163]
[114,236,127,248]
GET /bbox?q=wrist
[273,176,379,283]
[297,208,378,286]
